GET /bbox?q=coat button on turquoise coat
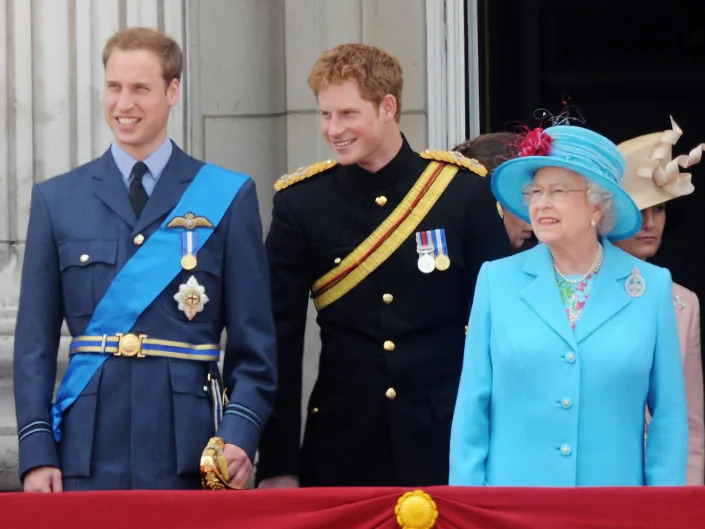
[565,352,576,363]
[560,444,572,456]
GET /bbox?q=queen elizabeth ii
[449,125,687,486]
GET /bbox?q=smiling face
[103,48,179,160]
[614,204,666,260]
[317,79,399,173]
[528,166,602,247]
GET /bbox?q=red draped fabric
[2,486,704,529]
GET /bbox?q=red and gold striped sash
[311,161,458,311]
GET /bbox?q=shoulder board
[420,149,487,177]
[274,159,338,191]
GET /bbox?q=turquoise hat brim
[491,155,642,241]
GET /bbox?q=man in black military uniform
[257,43,508,487]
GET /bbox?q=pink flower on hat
[518,128,553,157]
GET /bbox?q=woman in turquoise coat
[449,125,687,486]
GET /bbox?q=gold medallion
[181,253,198,270]
[435,253,450,271]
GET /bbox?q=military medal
[174,276,210,320]
[181,252,198,270]
[435,254,450,271]
[432,228,450,271]
[416,229,450,273]
[625,267,646,298]
[181,231,198,270]
[418,253,435,274]
[415,231,435,274]
[167,212,214,271]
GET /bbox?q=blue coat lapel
[520,244,578,350]
[91,150,136,228]
[134,144,198,234]
[573,240,634,344]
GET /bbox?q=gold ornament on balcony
[395,489,438,529]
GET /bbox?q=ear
[380,94,398,122]
[591,202,604,224]
[166,78,180,107]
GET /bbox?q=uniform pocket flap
[168,360,209,397]
[58,239,118,271]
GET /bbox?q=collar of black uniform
[343,133,416,190]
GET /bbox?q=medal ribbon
[433,228,447,257]
[51,164,249,441]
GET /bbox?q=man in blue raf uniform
[13,27,276,491]
[257,44,509,488]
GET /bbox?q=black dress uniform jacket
[258,138,508,486]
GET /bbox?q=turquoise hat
[491,125,642,241]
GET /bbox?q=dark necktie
[129,161,149,216]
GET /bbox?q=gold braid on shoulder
[274,159,338,191]
[420,149,487,177]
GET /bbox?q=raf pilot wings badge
[167,212,214,270]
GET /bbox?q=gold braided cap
[274,159,338,191]
[420,149,487,177]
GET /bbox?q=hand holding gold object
[200,437,244,490]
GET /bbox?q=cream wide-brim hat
[618,117,701,211]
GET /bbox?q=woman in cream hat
[449,124,687,486]
[614,117,705,485]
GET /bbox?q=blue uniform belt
[69,333,220,362]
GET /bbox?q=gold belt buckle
[115,333,147,358]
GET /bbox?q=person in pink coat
[615,116,705,485]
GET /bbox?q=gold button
[79,254,89,263]
[385,387,397,400]
[133,233,145,245]
[375,196,388,207]
[312,407,319,414]
[464,325,468,335]
[383,340,395,352]
[334,257,342,264]
[382,293,394,304]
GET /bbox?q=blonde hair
[103,27,182,85]
[308,43,403,122]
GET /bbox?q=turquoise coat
[449,240,687,486]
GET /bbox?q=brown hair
[453,132,520,174]
[102,27,183,84]
[308,43,403,122]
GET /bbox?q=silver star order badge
[174,275,209,320]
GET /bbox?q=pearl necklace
[553,243,603,285]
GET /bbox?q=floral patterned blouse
[555,270,598,330]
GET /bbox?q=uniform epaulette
[274,159,338,191]
[420,149,487,177]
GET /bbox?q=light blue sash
[51,164,249,441]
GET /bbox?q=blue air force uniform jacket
[450,240,687,486]
[13,144,277,490]
[257,138,510,486]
